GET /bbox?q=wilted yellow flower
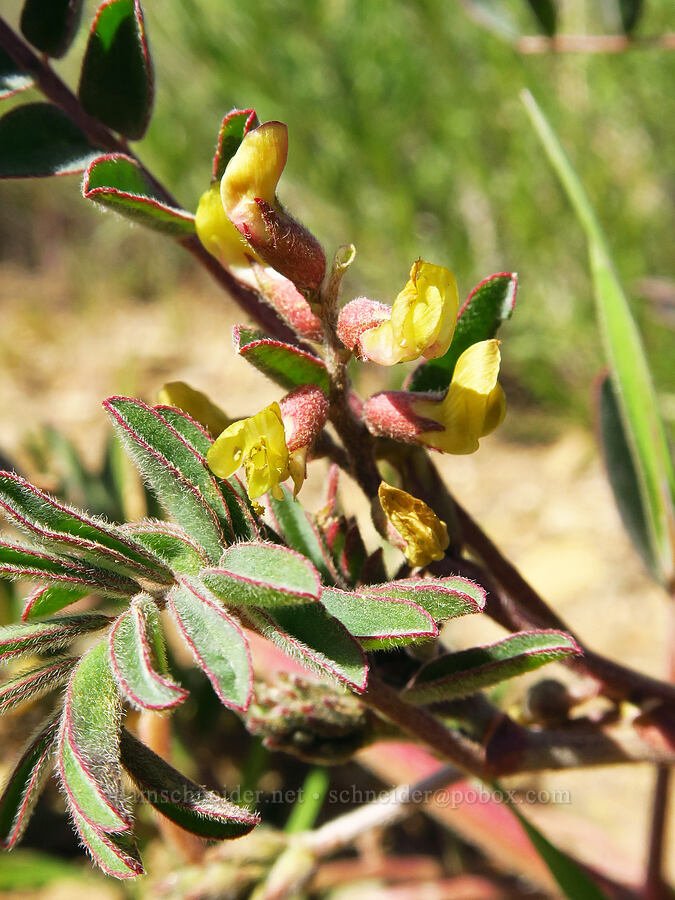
[158,381,233,438]
[415,339,506,454]
[378,482,449,568]
[207,402,290,502]
[359,260,459,366]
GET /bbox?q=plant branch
[0,16,300,344]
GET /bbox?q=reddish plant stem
[0,16,301,344]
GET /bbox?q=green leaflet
[58,642,130,832]
[366,577,485,621]
[234,326,330,395]
[202,541,321,609]
[122,521,208,575]
[169,579,253,712]
[320,587,437,648]
[78,0,153,140]
[104,396,229,562]
[20,0,84,58]
[0,715,58,849]
[71,809,143,879]
[268,486,339,585]
[212,108,259,181]
[403,630,580,703]
[0,103,100,178]
[120,729,259,839]
[22,584,90,621]
[0,657,77,716]
[109,597,187,710]
[83,155,195,236]
[0,615,112,662]
[0,47,34,99]
[248,603,368,692]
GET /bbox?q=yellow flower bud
[195,183,256,272]
[220,121,288,239]
[378,482,449,568]
[157,381,233,440]
[360,260,459,366]
[415,339,506,454]
[207,402,290,502]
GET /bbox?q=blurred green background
[1,0,673,432]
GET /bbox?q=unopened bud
[336,297,391,357]
[363,390,444,444]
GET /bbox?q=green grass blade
[522,89,675,586]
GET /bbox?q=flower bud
[363,390,444,444]
[279,385,329,495]
[378,482,449,568]
[336,297,391,356]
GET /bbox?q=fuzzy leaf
[168,579,253,712]
[268,486,339,585]
[404,631,581,703]
[20,0,84,58]
[0,715,58,849]
[408,273,517,392]
[0,103,100,178]
[104,396,229,562]
[120,729,259,839]
[202,541,321,610]
[153,405,214,456]
[0,472,173,585]
[212,108,259,181]
[58,642,130,832]
[0,615,111,662]
[122,521,208,575]
[71,809,143,879]
[78,0,153,140]
[234,326,330,394]
[109,596,187,710]
[0,47,33,99]
[597,374,656,576]
[0,656,77,715]
[248,603,368,692]
[0,539,136,596]
[320,587,437,648]
[366,577,485,621]
[83,154,195,235]
[22,584,90,621]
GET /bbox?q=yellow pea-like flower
[195,182,257,272]
[378,482,449,568]
[415,339,506,454]
[359,260,459,366]
[207,402,290,502]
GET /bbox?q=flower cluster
[191,110,509,565]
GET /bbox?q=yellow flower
[195,182,258,272]
[378,482,449,568]
[207,402,290,502]
[360,260,459,366]
[220,121,288,239]
[415,339,506,454]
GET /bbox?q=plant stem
[0,16,300,344]
[516,33,675,54]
